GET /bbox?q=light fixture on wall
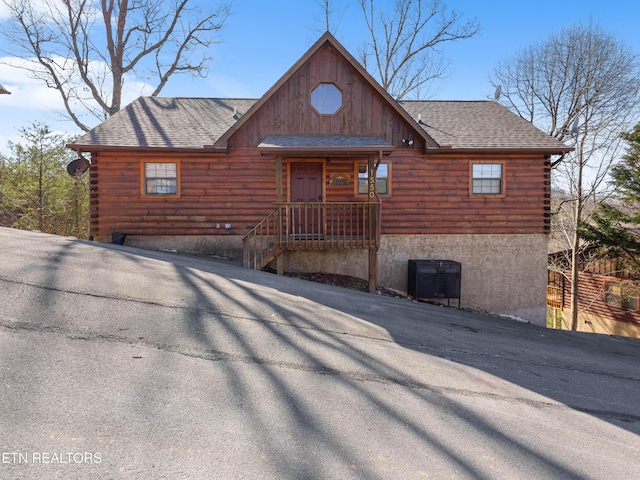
[402,138,414,146]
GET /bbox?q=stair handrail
[242,207,281,269]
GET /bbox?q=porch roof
[258,134,394,155]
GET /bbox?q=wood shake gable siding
[228,43,425,149]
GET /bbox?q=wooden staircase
[243,202,380,271]
[243,208,282,270]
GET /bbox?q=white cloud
[0,58,65,110]
[0,54,156,113]
[0,3,11,21]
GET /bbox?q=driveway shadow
[3,230,639,479]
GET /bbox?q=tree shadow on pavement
[2,230,639,479]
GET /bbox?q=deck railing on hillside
[243,202,380,270]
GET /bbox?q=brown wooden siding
[228,44,425,150]
[380,150,550,235]
[90,150,278,238]
[89,149,551,239]
[564,272,640,326]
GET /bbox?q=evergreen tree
[0,122,89,238]
[580,123,640,269]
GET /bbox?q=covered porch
[242,135,394,293]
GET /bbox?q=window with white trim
[472,163,502,195]
[144,162,178,195]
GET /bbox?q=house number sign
[369,170,376,198]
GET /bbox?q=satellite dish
[66,157,90,177]
[494,85,502,101]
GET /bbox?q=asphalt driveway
[0,227,639,479]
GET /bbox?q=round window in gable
[311,83,343,115]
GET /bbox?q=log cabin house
[68,32,571,325]
[548,253,640,338]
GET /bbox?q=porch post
[275,156,284,275]
[276,156,283,203]
[368,153,378,293]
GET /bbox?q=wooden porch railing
[243,202,380,270]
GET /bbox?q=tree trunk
[570,146,584,331]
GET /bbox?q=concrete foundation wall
[562,311,640,339]
[284,234,549,325]
[284,249,369,279]
[99,234,245,261]
[378,234,549,325]
[98,233,548,325]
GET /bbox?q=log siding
[89,148,550,240]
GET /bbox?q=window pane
[144,162,177,195]
[621,284,639,310]
[357,163,389,195]
[376,164,388,194]
[605,283,622,307]
[357,178,368,194]
[311,83,342,114]
[146,179,177,195]
[472,164,502,194]
[472,178,501,194]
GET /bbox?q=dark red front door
[290,162,323,235]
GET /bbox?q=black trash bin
[111,232,126,245]
[408,260,461,307]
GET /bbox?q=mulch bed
[283,271,370,292]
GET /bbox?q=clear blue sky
[0,0,638,148]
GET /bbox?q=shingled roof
[71,97,257,151]
[69,96,570,154]
[401,100,568,151]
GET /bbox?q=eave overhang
[66,144,228,155]
[424,146,574,155]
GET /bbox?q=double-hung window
[472,163,503,195]
[144,162,179,196]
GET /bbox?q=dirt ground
[283,271,370,292]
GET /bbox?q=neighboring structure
[548,253,640,338]
[68,33,571,325]
[0,84,11,95]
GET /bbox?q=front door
[290,162,323,236]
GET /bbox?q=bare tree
[490,21,640,330]
[356,0,479,100]
[314,0,347,36]
[1,0,232,131]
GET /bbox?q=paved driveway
[0,227,639,479]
